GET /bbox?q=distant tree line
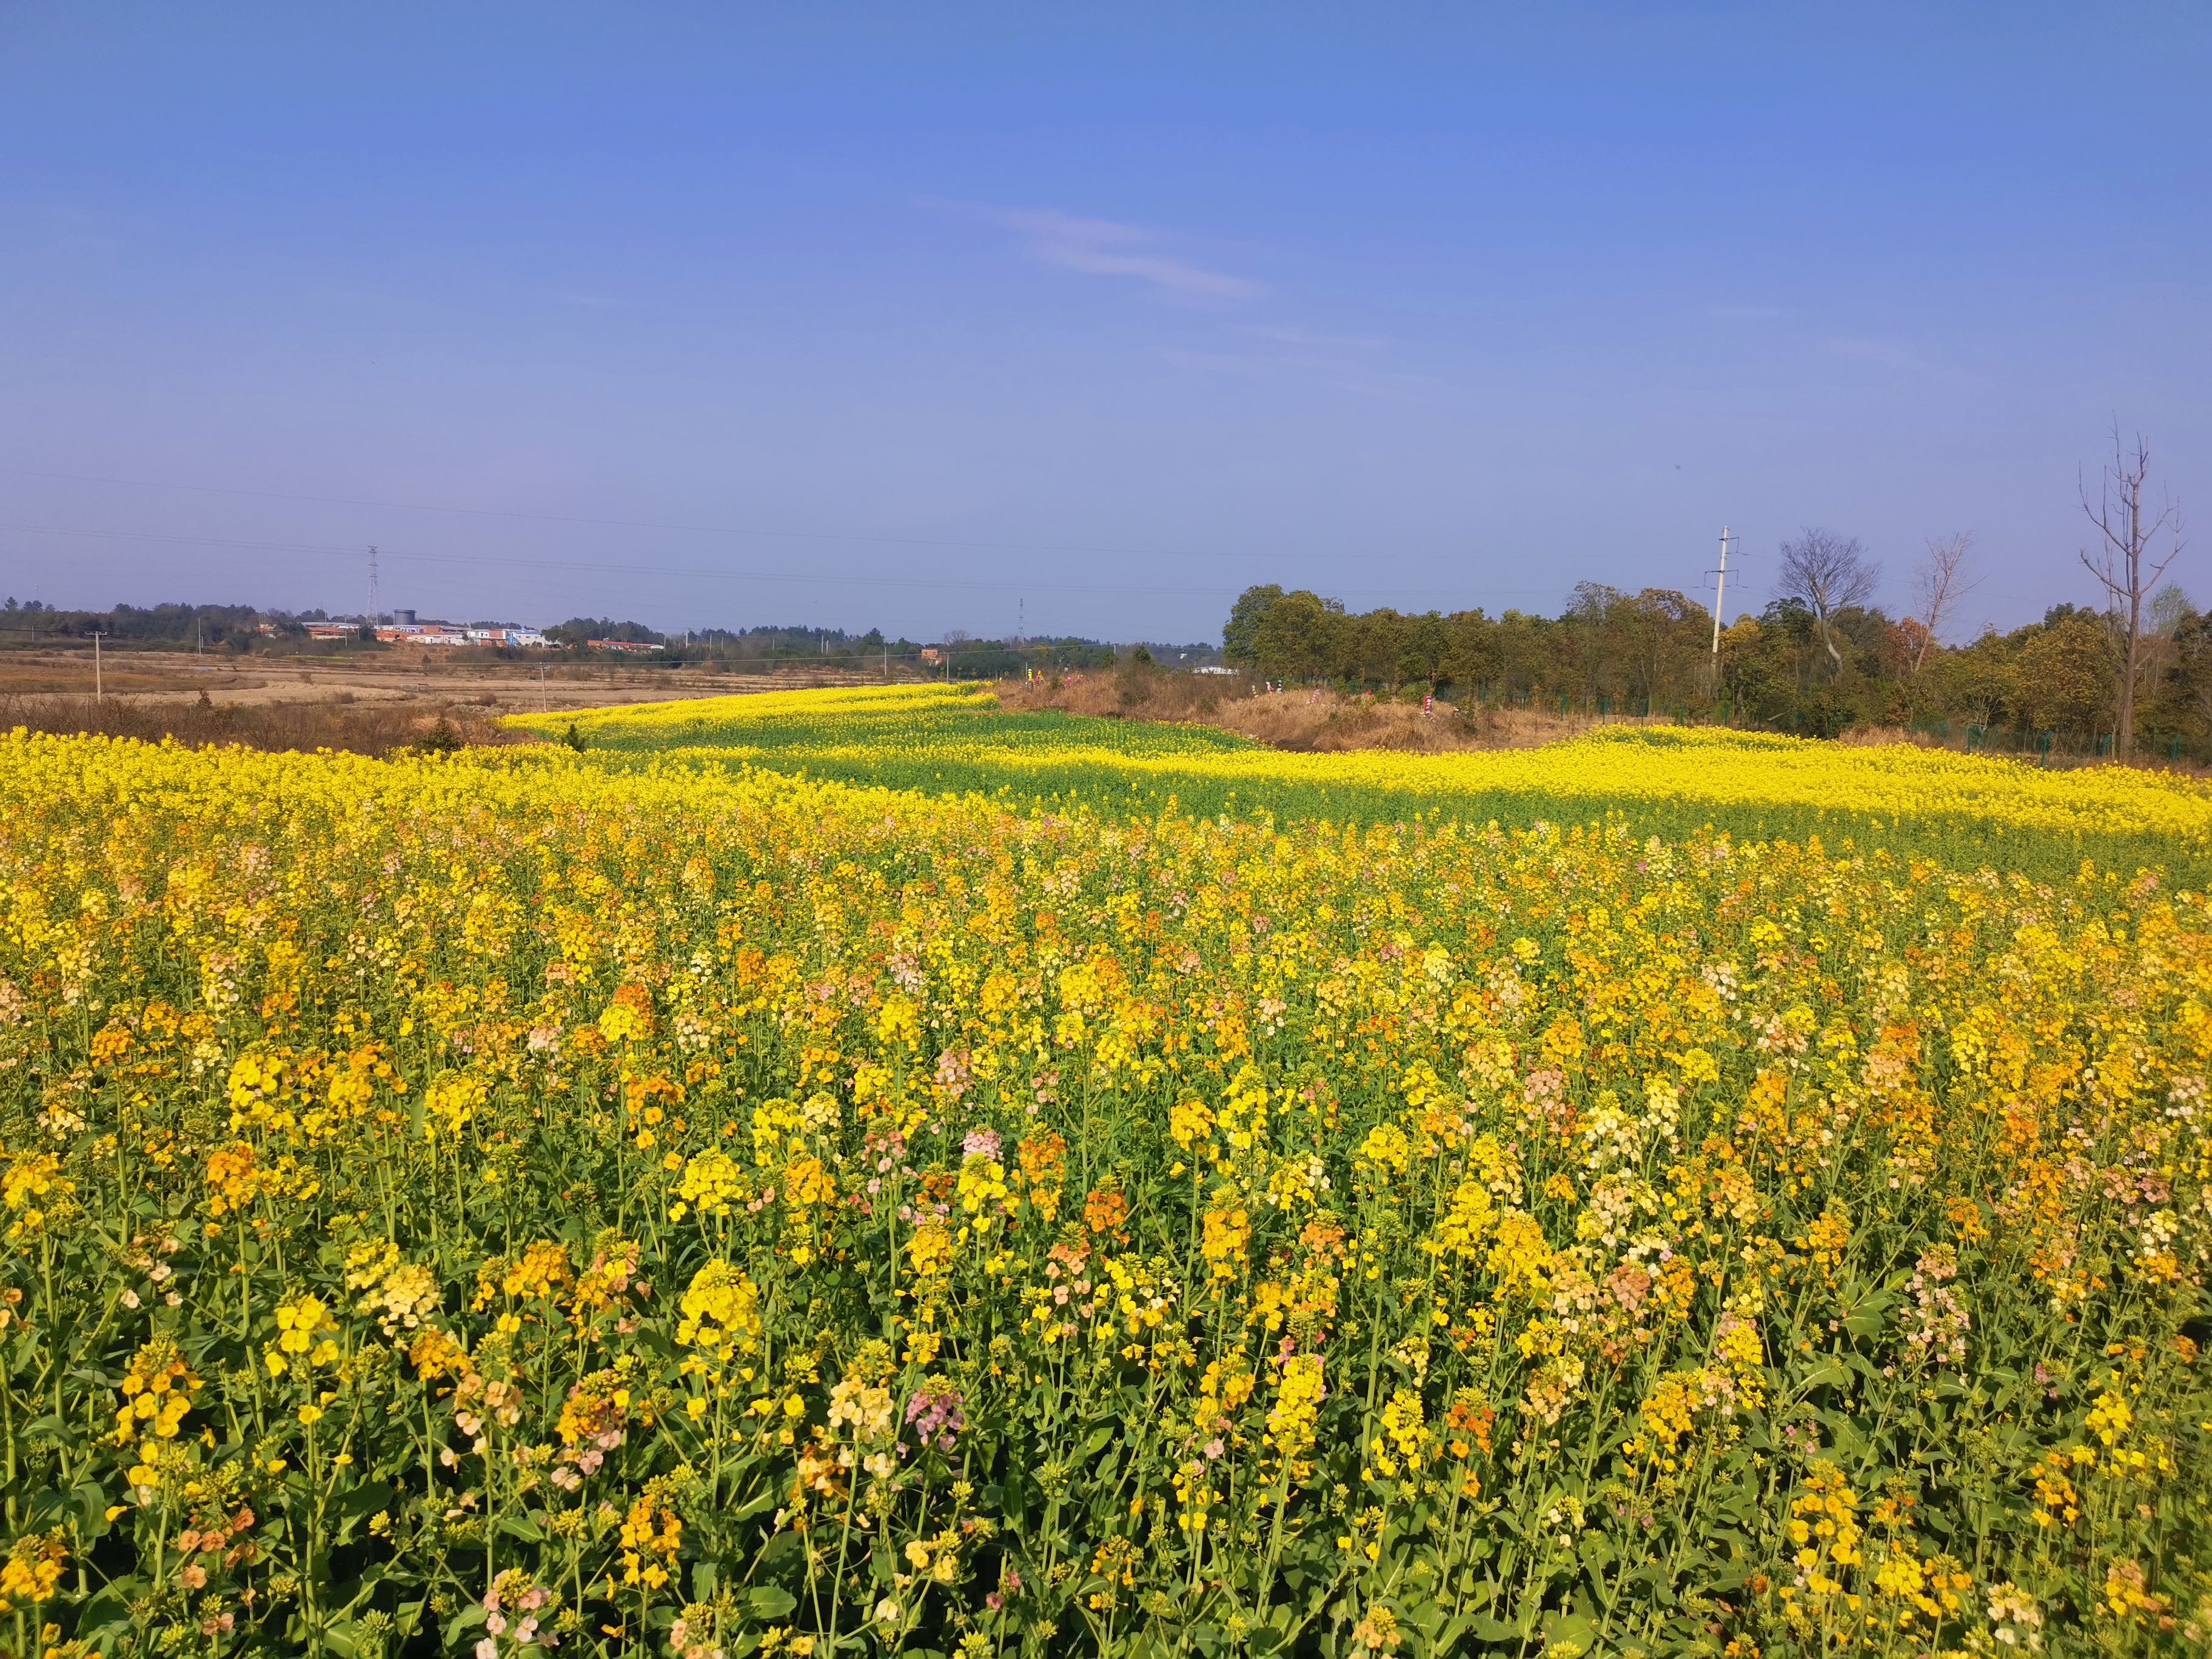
[0,598,343,652]
[0,600,1205,677]
[1224,434,2200,756]
[559,620,1208,675]
[545,617,666,648]
[1225,541,2203,753]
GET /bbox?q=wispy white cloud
[1708,301,1938,375]
[930,199,1430,391]
[940,201,1261,301]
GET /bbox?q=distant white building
[466,626,549,647]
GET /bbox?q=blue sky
[1,3,2205,643]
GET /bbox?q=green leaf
[730,1484,780,1521]
[443,1602,488,1647]
[1843,1290,1895,1339]
[337,1481,391,1523]
[757,1528,803,1567]
[1423,1612,1476,1654]
[1544,1612,1597,1652]
[71,1480,113,1538]
[743,1585,798,1619]
[1796,1356,1850,1394]
[79,1575,142,1641]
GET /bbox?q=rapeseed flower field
[2,695,2210,1657]
[517,685,2212,885]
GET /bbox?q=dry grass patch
[0,691,535,756]
[995,669,1696,753]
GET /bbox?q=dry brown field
[0,644,919,752]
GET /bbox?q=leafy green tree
[1718,615,1794,722]
[1254,590,1341,679]
[1938,630,2018,727]
[1436,609,1498,691]
[2014,614,2114,734]
[546,617,663,648]
[1221,585,1284,667]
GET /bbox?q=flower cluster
[903,1384,967,1453]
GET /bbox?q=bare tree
[1777,528,1880,675]
[1911,532,1977,675]
[2080,429,2183,757]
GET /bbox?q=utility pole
[93,631,105,700]
[367,545,380,625]
[1706,525,1738,711]
[1709,525,1735,659]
